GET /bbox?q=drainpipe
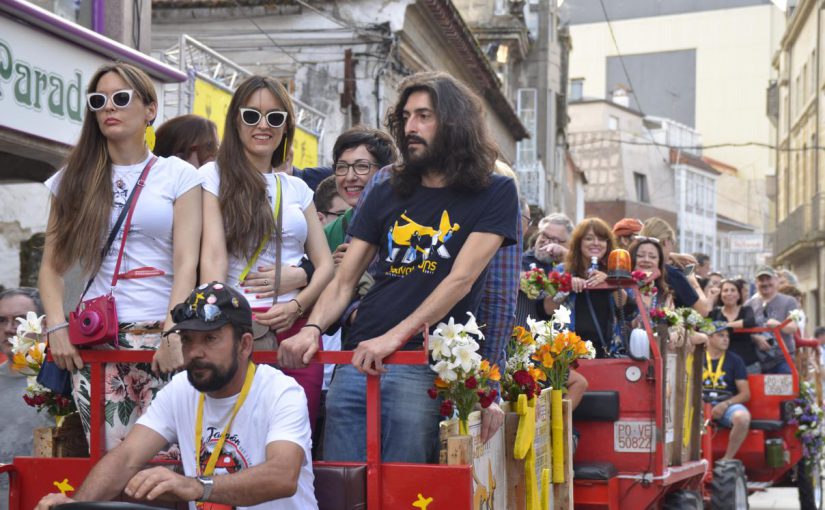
[92,0,105,34]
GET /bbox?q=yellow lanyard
[238,175,282,283]
[195,361,256,476]
[703,351,726,388]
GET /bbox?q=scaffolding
[158,34,325,138]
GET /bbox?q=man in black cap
[36,282,318,510]
[703,321,751,461]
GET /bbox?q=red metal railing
[52,330,429,510]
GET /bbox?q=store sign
[0,16,163,146]
[728,233,764,253]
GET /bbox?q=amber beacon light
[607,249,632,282]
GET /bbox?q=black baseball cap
[164,282,252,336]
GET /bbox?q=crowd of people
[0,60,817,509]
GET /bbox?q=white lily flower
[8,334,36,355]
[453,344,482,373]
[15,312,44,337]
[428,333,452,360]
[553,306,572,327]
[431,360,458,382]
[463,312,485,340]
[439,317,464,341]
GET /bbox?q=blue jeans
[764,359,792,374]
[717,403,750,428]
[323,363,442,463]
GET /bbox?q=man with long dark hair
[279,71,519,463]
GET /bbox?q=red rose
[489,389,499,400]
[479,395,493,408]
[427,388,438,399]
[465,376,478,389]
[440,400,454,417]
[513,370,532,386]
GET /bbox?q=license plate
[614,421,656,452]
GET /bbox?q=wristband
[290,298,305,316]
[45,322,69,335]
[303,323,323,337]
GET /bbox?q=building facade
[151,0,528,169]
[568,98,730,265]
[771,0,824,333]
[0,0,183,290]
[454,0,571,216]
[562,0,784,252]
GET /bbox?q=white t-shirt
[45,155,203,322]
[201,163,313,309]
[137,364,318,510]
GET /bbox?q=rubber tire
[663,489,703,509]
[798,459,825,510]
[710,459,749,510]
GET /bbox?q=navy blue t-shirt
[293,166,333,191]
[666,264,699,308]
[345,174,519,349]
[702,350,748,401]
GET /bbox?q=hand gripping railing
[53,327,429,510]
[734,319,799,393]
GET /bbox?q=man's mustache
[187,360,217,371]
[405,135,427,147]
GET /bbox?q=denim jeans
[763,359,792,374]
[323,363,442,463]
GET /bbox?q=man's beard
[402,135,440,176]
[186,344,240,393]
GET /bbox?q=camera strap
[77,156,158,304]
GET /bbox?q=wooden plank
[552,399,574,509]
[448,435,472,465]
[671,344,687,466]
[505,412,526,510]
[33,427,55,458]
[689,344,705,460]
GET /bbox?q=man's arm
[351,231,505,375]
[125,440,305,506]
[278,238,377,368]
[36,425,168,509]
[729,379,751,405]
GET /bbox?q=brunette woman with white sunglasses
[200,75,333,432]
[38,62,203,449]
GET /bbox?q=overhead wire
[596,0,670,166]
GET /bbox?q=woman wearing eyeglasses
[38,62,203,448]
[200,75,333,432]
[324,126,398,265]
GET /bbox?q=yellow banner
[293,127,319,168]
[192,78,232,140]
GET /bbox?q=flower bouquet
[528,307,596,393]
[499,325,545,401]
[427,313,499,434]
[789,309,805,325]
[789,381,824,473]
[8,312,77,421]
[677,307,715,335]
[519,267,572,303]
[631,270,659,297]
[649,308,682,328]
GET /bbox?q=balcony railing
[774,192,825,256]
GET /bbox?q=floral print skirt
[71,321,173,453]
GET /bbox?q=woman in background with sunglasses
[38,62,203,448]
[200,75,333,432]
